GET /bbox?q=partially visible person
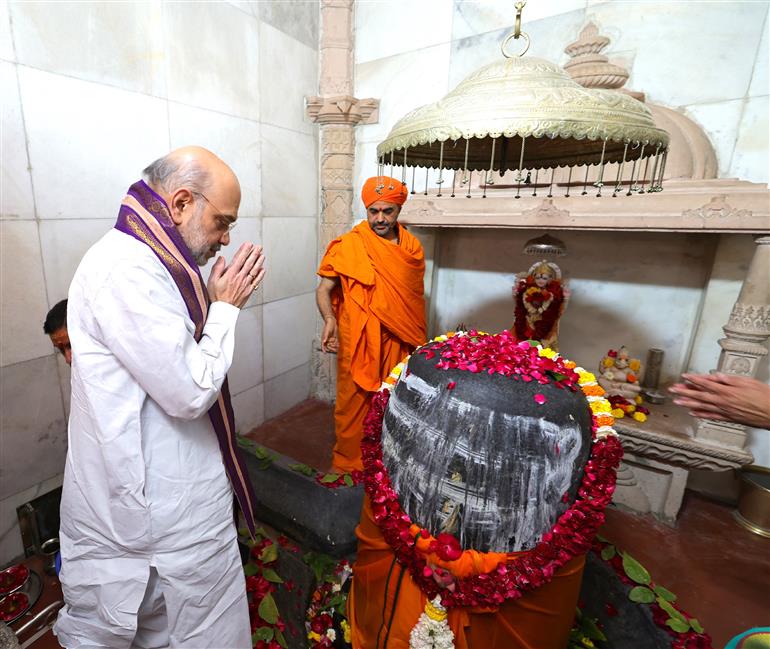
[316,176,426,473]
[670,372,770,430]
[43,299,71,365]
[55,146,265,649]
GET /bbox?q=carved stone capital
[521,198,570,220]
[682,194,753,220]
[306,95,379,125]
[725,303,770,336]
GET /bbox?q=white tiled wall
[0,0,319,564]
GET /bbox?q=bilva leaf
[622,552,651,585]
[653,584,677,602]
[600,545,616,561]
[628,586,656,604]
[258,593,279,624]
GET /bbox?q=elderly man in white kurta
[54,147,265,649]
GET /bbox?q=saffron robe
[348,498,586,649]
[318,222,426,473]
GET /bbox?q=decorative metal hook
[501,1,530,58]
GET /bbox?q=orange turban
[361,176,408,208]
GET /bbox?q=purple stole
[115,180,257,537]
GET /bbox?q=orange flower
[595,415,615,427]
[564,360,577,369]
[626,373,637,383]
[582,385,606,397]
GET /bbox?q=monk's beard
[370,220,398,239]
[178,204,219,265]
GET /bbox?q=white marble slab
[9,0,165,96]
[355,0,453,64]
[229,304,263,396]
[355,42,452,144]
[260,124,318,218]
[0,61,34,220]
[262,216,318,303]
[259,21,318,135]
[262,292,315,380]
[749,10,768,98]
[264,362,310,420]
[0,0,13,62]
[232,382,265,435]
[165,1,260,120]
[18,67,169,220]
[729,95,770,185]
[1,221,53,367]
[258,0,319,50]
[684,99,745,178]
[0,355,67,501]
[38,219,112,308]
[168,102,262,218]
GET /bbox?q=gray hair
[142,154,211,194]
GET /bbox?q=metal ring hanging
[501,31,530,58]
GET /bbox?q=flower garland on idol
[361,330,623,647]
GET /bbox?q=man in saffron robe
[316,177,426,473]
[55,147,265,648]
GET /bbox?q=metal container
[734,466,770,538]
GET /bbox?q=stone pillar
[307,0,379,401]
[695,235,770,448]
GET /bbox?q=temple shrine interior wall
[0,0,320,564]
[353,1,769,468]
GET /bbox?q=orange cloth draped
[349,498,586,649]
[318,222,426,473]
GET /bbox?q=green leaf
[275,628,288,649]
[689,618,704,634]
[252,445,269,459]
[252,626,274,642]
[621,552,651,585]
[653,584,677,602]
[288,463,316,476]
[243,563,258,577]
[261,567,283,583]
[657,598,687,623]
[259,543,278,564]
[600,545,616,561]
[320,472,340,483]
[666,618,691,633]
[303,551,337,582]
[628,586,656,604]
[237,435,256,449]
[343,474,355,487]
[237,527,250,539]
[258,593,279,624]
[595,534,610,544]
[582,617,607,641]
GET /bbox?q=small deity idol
[598,346,642,400]
[512,260,568,350]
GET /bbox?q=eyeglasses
[192,191,238,233]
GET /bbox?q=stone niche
[397,23,770,524]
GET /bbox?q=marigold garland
[362,330,623,609]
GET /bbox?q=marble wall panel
[264,362,310,420]
[0,473,63,565]
[432,229,713,385]
[261,217,317,303]
[165,1,260,120]
[684,99,745,178]
[355,0,452,64]
[38,219,112,306]
[9,1,165,96]
[263,292,315,380]
[18,67,169,220]
[258,0,319,50]
[729,95,770,184]
[587,1,767,106]
[0,61,34,220]
[451,0,585,41]
[0,0,13,62]
[0,355,67,501]
[261,124,318,218]
[230,305,263,396]
[748,11,768,98]
[355,42,452,144]
[232,382,265,435]
[259,22,318,135]
[168,102,262,218]
[1,221,52,367]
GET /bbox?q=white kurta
[54,229,251,649]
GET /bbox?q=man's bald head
[143,146,239,198]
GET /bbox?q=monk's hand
[669,372,770,429]
[321,316,339,353]
[208,242,266,308]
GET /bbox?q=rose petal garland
[361,330,623,609]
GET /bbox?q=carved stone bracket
[521,198,570,220]
[306,95,379,125]
[683,194,753,220]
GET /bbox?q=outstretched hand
[669,372,770,430]
[207,242,265,309]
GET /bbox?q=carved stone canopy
[564,22,629,90]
